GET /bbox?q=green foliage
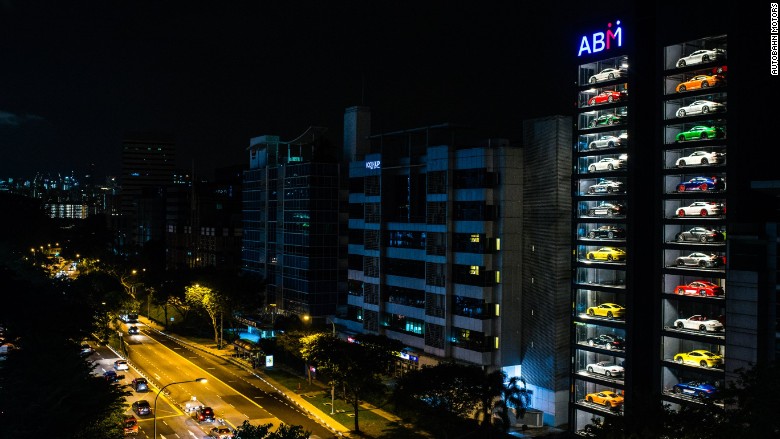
[233,420,310,439]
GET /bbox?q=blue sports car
[672,381,718,399]
[676,176,725,192]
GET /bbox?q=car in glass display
[585,390,624,408]
[586,247,626,262]
[674,280,724,297]
[676,201,725,217]
[676,176,725,192]
[675,74,725,92]
[588,179,625,194]
[675,150,724,167]
[588,90,626,106]
[586,334,625,350]
[673,350,723,368]
[676,48,726,68]
[675,227,725,243]
[587,225,625,239]
[132,399,152,416]
[589,113,625,127]
[675,252,723,268]
[114,359,129,371]
[586,303,626,319]
[588,67,626,84]
[673,315,725,332]
[588,157,625,172]
[672,381,719,399]
[675,100,726,117]
[588,135,622,149]
[586,361,625,378]
[618,132,628,146]
[587,202,625,217]
[675,125,725,142]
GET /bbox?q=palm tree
[476,370,531,435]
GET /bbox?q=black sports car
[587,225,626,239]
[587,202,626,217]
[586,334,625,350]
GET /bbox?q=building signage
[578,20,622,57]
[365,160,381,170]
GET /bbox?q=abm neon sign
[578,20,622,57]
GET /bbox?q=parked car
[588,135,622,149]
[676,227,725,243]
[586,334,625,350]
[193,406,216,423]
[79,343,95,357]
[587,225,625,239]
[588,157,625,172]
[674,280,724,297]
[114,359,129,371]
[675,125,726,142]
[676,48,726,67]
[585,390,624,408]
[675,100,726,117]
[588,67,626,83]
[673,315,725,332]
[132,399,152,416]
[127,325,139,335]
[676,176,725,192]
[589,113,625,127]
[673,350,723,368]
[675,252,723,268]
[672,381,719,399]
[675,74,726,92]
[588,90,626,106]
[588,179,625,194]
[587,202,626,217]
[209,426,235,439]
[586,303,626,319]
[586,247,626,262]
[132,377,149,392]
[675,151,724,167]
[586,361,625,378]
[676,201,725,217]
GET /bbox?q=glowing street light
[153,378,207,438]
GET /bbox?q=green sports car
[675,125,725,142]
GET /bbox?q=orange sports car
[675,74,725,92]
[585,390,624,408]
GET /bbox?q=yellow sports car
[586,303,626,319]
[586,247,626,262]
[585,390,624,408]
[675,74,725,92]
[673,350,723,368]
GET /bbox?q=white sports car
[673,315,724,332]
[588,157,625,172]
[588,67,626,84]
[675,151,724,167]
[676,49,726,68]
[586,361,624,378]
[676,100,726,117]
[676,201,725,217]
[588,135,622,150]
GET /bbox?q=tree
[184,283,225,345]
[233,420,311,439]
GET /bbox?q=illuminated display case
[661,34,728,411]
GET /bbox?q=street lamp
[154,378,207,438]
[326,317,337,415]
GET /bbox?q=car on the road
[132,399,152,417]
[675,176,725,192]
[193,406,216,423]
[673,280,724,297]
[589,113,625,127]
[673,350,723,368]
[675,125,726,142]
[586,225,625,239]
[673,315,725,332]
[79,343,95,357]
[132,377,149,392]
[586,303,626,319]
[588,67,626,84]
[209,426,235,439]
[588,157,625,172]
[587,202,625,217]
[675,100,726,117]
[588,90,626,106]
[586,361,625,378]
[127,325,139,335]
[675,150,724,167]
[586,247,626,262]
[676,48,726,68]
[585,390,624,408]
[675,227,725,243]
[672,381,719,399]
[675,252,723,268]
[675,74,726,92]
[586,334,626,350]
[676,201,725,217]
[103,370,120,382]
[588,179,625,194]
[588,135,623,150]
[114,359,129,371]
[123,415,139,436]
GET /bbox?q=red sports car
[674,281,724,297]
[588,90,626,106]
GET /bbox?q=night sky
[0,2,604,180]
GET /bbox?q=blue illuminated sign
[578,20,622,57]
